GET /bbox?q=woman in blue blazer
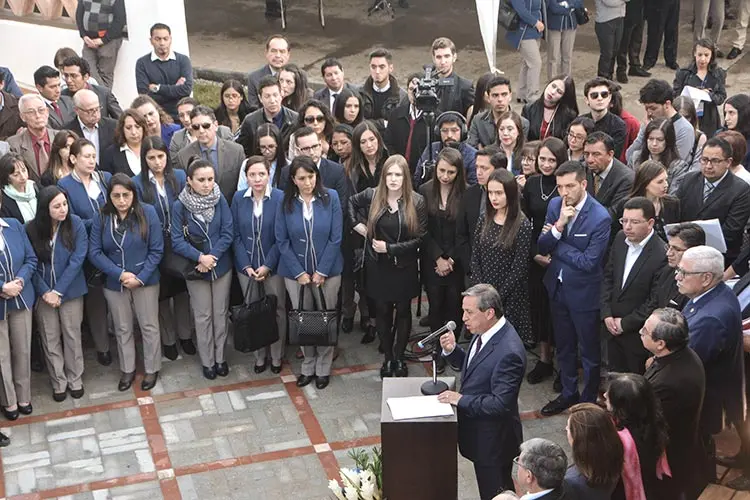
[0,210,38,421]
[57,137,113,367]
[134,136,195,361]
[171,159,233,380]
[507,0,545,103]
[276,156,343,390]
[232,156,286,374]
[26,187,88,402]
[89,174,164,392]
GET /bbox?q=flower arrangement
[328,447,383,500]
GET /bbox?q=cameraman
[384,73,429,177]
[413,111,477,188]
[430,37,475,116]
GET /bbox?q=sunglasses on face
[588,91,610,100]
[191,123,213,130]
[304,115,326,124]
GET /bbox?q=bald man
[7,94,59,181]
[64,89,117,163]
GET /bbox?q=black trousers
[375,299,412,361]
[596,17,625,79]
[616,0,646,72]
[474,462,513,500]
[425,282,463,335]
[644,0,680,67]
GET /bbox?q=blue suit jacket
[133,170,187,230]
[538,194,611,311]
[58,172,112,234]
[683,283,744,433]
[278,158,351,212]
[0,218,37,319]
[444,319,527,466]
[231,188,283,272]
[32,214,88,302]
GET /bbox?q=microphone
[417,321,457,349]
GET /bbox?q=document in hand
[665,218,726,253]
[681,86,712,111]
[386,395,455,420]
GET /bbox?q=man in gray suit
[7,94,59,182]
[584,131,634,209]
[34,66,75,130]
[246,34,290,111]
[177,106,244,202]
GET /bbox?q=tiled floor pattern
[0,323,742,499]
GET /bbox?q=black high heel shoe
[2,407,18,421]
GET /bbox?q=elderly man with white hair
[676,245,744,486]
[64,88,117,164]
[7,94,58,182]
[514,438,568,500]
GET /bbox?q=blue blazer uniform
[58,171,112,234]
[32,214,88,302]
[133,170,187,231]
[231,187,283,272]
[0,218,37,319]
[88,204,164,291]
[275,189,343,280]
[171,195,234,281]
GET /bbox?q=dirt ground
[185,0,750,120]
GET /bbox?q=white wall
[0,0,190,107]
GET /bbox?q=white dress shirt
[551,193,588,239]
[442,316,507,361]
[120,145,141,176]
[79,119,101,163]
[520,490,554,500]
[621,229,655,287]
[245,183,272,217]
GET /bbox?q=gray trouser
[0,309,32,407]
[518,39,543,102]
[36,298,84,393]
[81,38,123,89]
[159,291,193,345]
[85,284,110,353]
[547,29,577,80]
[186,272,232,368]
[285,276,341,377]
[103,285,162,375]
[238,273,287,364]
[734,0,750,48]
[694,0,725,45]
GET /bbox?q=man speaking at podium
[438,284,527,500]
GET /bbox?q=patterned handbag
[287,284,339,346]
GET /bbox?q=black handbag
[498,0,520,31]
[288,284,339,346]
[160,208,204,281]
[231,278,279,353]
[83,260,105,287]
[574,7,589,25]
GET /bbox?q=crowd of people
[1,0,750,497]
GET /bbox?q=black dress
[365,209,420,302]
[522,173,559,344]
[470,216,533,344]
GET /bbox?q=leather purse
[498,0,520,31]
[160,207,204,281]
[231,278,279,353]
[287,284,339,347]
[574,7,589,25]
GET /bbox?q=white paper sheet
[681,86,712,103]
[665,218,727,253]
[386,395,454,420]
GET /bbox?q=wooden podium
[380,377,458,500]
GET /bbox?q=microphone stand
[421,341,449,395]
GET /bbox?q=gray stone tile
[60,480,164,500]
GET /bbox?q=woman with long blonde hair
[348,155,427,379]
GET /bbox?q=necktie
[703,180,715,202]
[594,174,602,195]
[50,102,62,120]
[471,336,483,364]
[36,137,50,175]
[330,93,338,111]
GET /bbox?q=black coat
[100,144,138,177]
[648,263,689,311]
[455,184,483,275]
[582,112,628,159]
[676,170,750,266]
[609,195,681,242]
[522,100,578,141]
[236,106,298,157]
[384,101,429,175]
[64,117,117,163]
[418,181,462,284]
[585,159,634,209]
[601,231,667,373]
[673,63,727,138]
[644,346,706,500]
[436,73,475,116]
[0,188,37,224]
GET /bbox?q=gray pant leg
[103,288,136,374]
[132,285,162,374]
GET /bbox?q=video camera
[415,65,442,114]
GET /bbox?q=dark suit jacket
[313,82,359,110]
[236,106,298,156]
[443,319,526,466]
[683,282,744,434]
[46,95,76,130]
[734,271,750,318]
[100,144,138,177]
[601,231,667,372]
[0,90,23,141]
[455,184,483,274]
[644,346,705,499]
[176,138,245,202]
[65,117,117,161]
[648,264,688,311]
[586,159,634,209]
[538,195,612,311]
[677,170,750,266]
[62,84,122,120]
[246,64,273,111]
[278,158,351,212]
[383,101,429,175]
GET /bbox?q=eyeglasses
[298,143,321,154]
[191,123,213,130]
[521,156,536,163]
[23,107,48,116]
[76,107,100,116]
[512,456,524,468]
[588,91,610,100]
[699,157,727,166]
[567,132,586,141]
[675,267,707,278]
[259,144,277,151]
[618,218,647,225]
[664,243,687,254]
[304,115,326,124]
[638,327,653,339]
